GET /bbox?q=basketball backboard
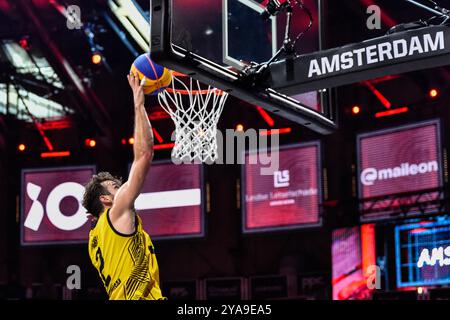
[150,0,337,134]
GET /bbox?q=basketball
[130,53,172,95]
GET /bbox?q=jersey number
[96,247,111,287]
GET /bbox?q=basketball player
[82,73,165,300]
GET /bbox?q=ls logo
[24,181,88,231]
[274,170,290,188]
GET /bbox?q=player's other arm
[110,74,154,232]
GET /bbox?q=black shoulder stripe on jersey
[106,208,138,237]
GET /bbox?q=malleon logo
[360,168,377,186]
[360,161,438,186]
[21,167,94,244]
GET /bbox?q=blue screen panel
[395,218,450,287]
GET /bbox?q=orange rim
[167,71,226,96]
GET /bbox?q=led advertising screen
[133,161,204,240]
[250,275,288,300]
[21,166,95,245]
[298,272,329,299]
[161,280,198,300]
[395,218,450,288]
[242,142,322,233]
[332,225,375,300]
[204,278,246,300]
[357,120,442,222]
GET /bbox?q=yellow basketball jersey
[88,208,164,300]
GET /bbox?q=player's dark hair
[82,172,122,218]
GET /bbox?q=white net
[158,74,229,163]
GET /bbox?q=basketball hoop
[158,72,229,163]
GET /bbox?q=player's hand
[127,73,145,108]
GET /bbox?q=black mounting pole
[242,1,296,82]
[405,0,450,19]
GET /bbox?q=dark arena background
[0,0,450,303]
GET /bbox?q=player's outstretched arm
[109,73,154,231]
